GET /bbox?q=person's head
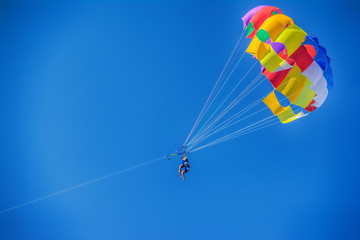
[181,155,186,160]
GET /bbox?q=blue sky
[1,1,359,239]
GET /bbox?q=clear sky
[1,0,359,239]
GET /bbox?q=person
[177,155,190,181]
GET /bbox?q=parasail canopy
[243,5,332,123]
[181,5,333,153]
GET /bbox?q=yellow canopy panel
[281,110,308,123]
[274,25,307,56]
[262,91,286,115]
[291,77,316,108]
[260,47,285,72]
[273,67,316,108]
[262,91,304,124]
[276,74,307,103]
[245,36,270,59]
[256,14,294,42]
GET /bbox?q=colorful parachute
[181,5,332,153]
[243,5,333,123]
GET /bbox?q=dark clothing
[182,159,189,166]
[181,157,190,172]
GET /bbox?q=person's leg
[178,165,183,176]
[181,170,186,181]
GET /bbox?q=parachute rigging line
[189,98,309,152]
[187,73,266,147]
[183,5,333,154]
[188,91,310,151]
[187,63,261,146]
[0,156,166,214]
[183,29,247,146]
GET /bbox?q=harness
[167,146,190,172]
[182,158,189,167]
[181,147,190,171]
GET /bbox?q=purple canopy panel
[271,42,286,54]
[260,64,265,72]
[242,5,268,29]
